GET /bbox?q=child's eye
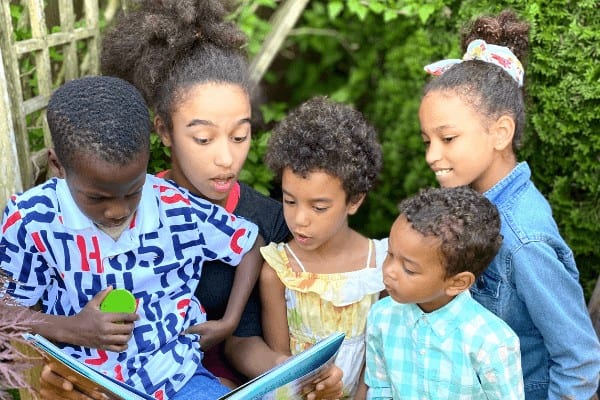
[126,190,143,198]
[402,264,417,275]
[231,135,248,143]
[313,206,328,213]
[193,137,210,145]
[442,136,456,143]
[283,199,296,206]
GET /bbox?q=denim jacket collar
[484,162,530,206]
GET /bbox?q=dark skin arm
[185,235,264,350]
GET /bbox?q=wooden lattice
[0,0,101,212]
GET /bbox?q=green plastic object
[100,288,136,313]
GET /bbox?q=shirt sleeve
[365,306,393,400]
[190,195,259,267]
[0,197,51,306]
[478,329,525,399]
[512,241,600,399]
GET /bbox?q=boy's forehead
[67,151,147,185]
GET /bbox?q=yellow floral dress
[260,239,387,398]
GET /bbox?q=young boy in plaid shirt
[365,186,523,399]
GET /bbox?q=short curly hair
[101,0,249,131]
[46,76,151,172]
[398,186,502,279]
[265,96,382,203]
[423,10,530,151]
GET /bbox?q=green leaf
[417,4,436,24]
[327,1,344,19]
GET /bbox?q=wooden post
[0,0,34,190]
[0,49,24,210]
[248,0,310,91]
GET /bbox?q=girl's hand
[69,287,138,352]
[305,364,344,400]
[184,319,235,350]
[39,362,109,400]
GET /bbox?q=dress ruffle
[260,241,386,307]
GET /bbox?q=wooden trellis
[0,0,101,211]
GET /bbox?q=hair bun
[461,10,529,63]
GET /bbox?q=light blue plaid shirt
[365,291,524,399]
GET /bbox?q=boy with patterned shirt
[0,76,261,399]
[365,186,523,399]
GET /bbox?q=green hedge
[244,0,599,299]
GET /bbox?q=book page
[219,332,345,400]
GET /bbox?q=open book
[24,331,345,400]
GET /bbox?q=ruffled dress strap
[260,242,384,307]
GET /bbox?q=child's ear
[154,116,172,147]
[491,115,515,151]
[445,271,475,296]
[347,193,366,215]
[47,148,66,178]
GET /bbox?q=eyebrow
[430,124,457,134]
[186,117,252,128]
[281,189,332,203]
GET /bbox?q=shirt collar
[55,175,160,234]
[405,291,473,338]
[484,161,531,206]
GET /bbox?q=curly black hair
[46,76,151,172]
[423,10,530,151]
[101,0,249,131]
[265,96,382,203]
[398,186,502,279]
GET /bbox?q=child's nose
[104,201,131,221]
[425,140,442,165]
[214,140,234,167]
[294,208,310,227]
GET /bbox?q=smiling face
[281,168,362,251]
[158,82,251,207]
[418,90,513,193]
[383,215,456,312]
[56,150,148,238]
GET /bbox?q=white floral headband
[424,39,524,87]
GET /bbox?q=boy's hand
[304,364,344,400]
[40,362,109,400]
[184,319,235,350]
[70,287,138,352]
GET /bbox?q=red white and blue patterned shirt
[0,174,258,399]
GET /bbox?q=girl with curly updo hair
[420,9,600,398]
[39,1,344,399]
[260,96,386,399]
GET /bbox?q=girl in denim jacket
[418,9,600,400]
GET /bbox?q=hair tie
[424,39,524,87]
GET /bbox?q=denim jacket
[471,162,600,400]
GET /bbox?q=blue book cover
[23,333,153,400]
[24,331,345,400]
[219,331,345,399]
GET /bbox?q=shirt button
[420,349,426,355]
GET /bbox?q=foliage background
[224,0,600,299]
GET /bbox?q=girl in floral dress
[259,96,386,399]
